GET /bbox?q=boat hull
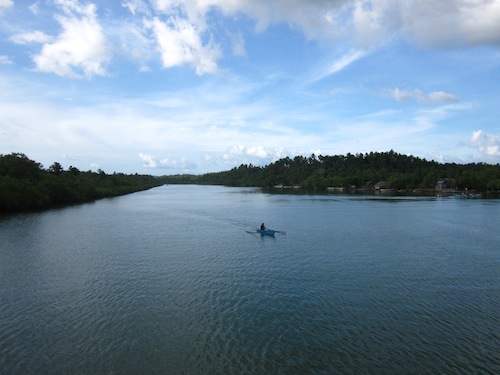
[257,229,276,236]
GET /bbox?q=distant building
[374,181,389,190]
[436,178,456,190]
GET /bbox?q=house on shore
[436,178,456,190]
[374,181,389,190]
[374,181,395,194]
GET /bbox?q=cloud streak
[306,49,368,85]
[387,88,460,105]
[11,31,53,44]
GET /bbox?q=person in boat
[260,223,266,230]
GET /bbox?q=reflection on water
[1,185,499,374]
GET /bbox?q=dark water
[1,185,499,374]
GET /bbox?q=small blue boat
[257,229,277,236]
[247,228,286,236]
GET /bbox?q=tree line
[0,153,163,212]
[3,151,499,212]
[163,151,500,193]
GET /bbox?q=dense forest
[2,151,500,212]
[0,153,163,212]
[163,151,500,194]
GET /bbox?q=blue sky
[1,0,499,175]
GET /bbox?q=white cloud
[427,91,460,103]
[11,31,53,44]
[29,2,40,15]
[456,0,500,46]
[387,88,460,105]
[159,157,195,169]
[229,31,246,57]
[139,153,196,170]
[12,0,496,79]
[224,145,270,159]
[0,0,13,15]
[139,152,157,167]
[0,55,12,64]
[28,1,110,78]
[118,0,500,80]
[120,1,222,74]
[89,162,100,170]
[145,15,220,75]
[229,0,347,39]
[0,70,485,173]
[115,1,500,77]
[6,0,499,80]
[470,130,500,157]
[222,145,307,167]
[352,1,396,47]
[344,0,500,48]
[154,1,500,49]
[121,0,150,16]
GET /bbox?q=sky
[1,0,499,175]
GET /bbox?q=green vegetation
[3,151,499,212]
[0,153,163,212]
[163,151,500,194]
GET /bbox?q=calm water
[1,185,499,374]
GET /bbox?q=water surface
[1,185,499,374]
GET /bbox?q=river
[1,185,499,374]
